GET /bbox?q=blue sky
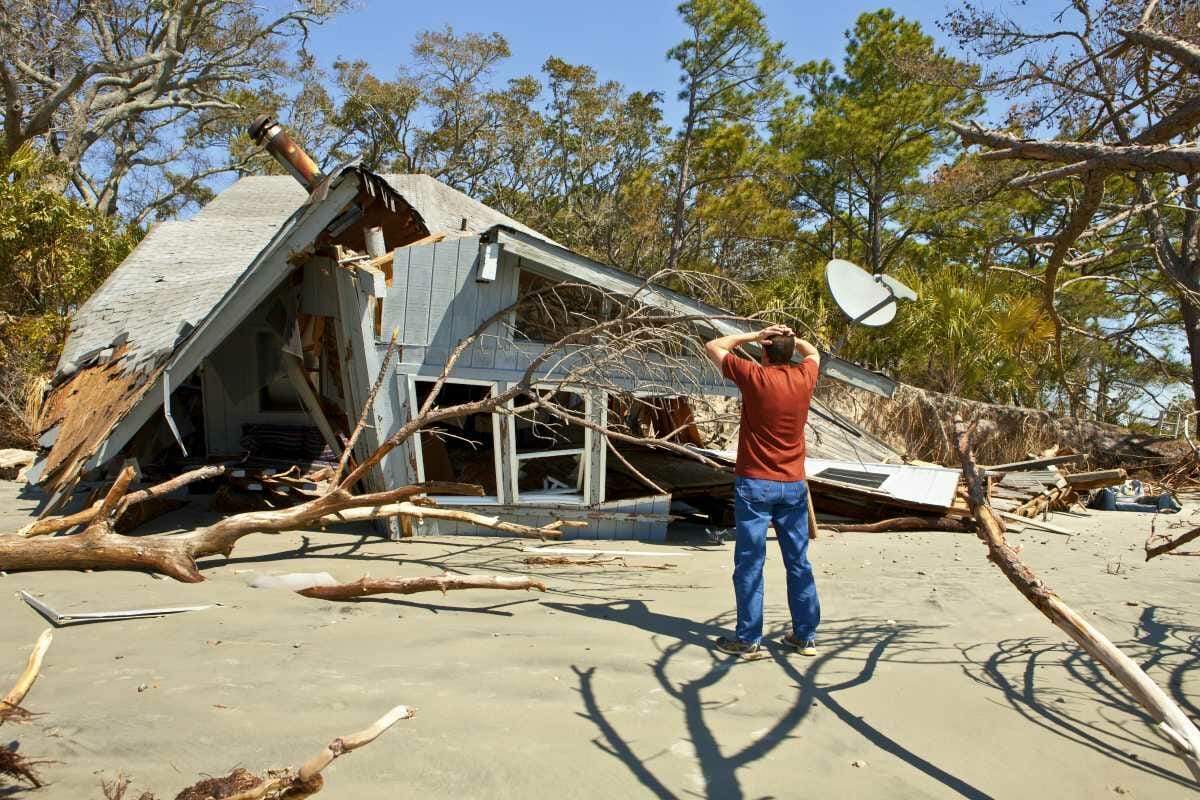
[296,0,1060,126]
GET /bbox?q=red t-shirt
[721,355,819,481]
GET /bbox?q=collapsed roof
[33,165,901,508]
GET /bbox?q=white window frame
[406,375,504,505]
[509,384,591,506]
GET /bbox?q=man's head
[761,333,795,365]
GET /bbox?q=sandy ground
[0,482,1197,800]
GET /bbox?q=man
[705,323,821,659]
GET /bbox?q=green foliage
[774,10,983,273]
[0,145,138,443]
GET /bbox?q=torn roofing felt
[34,166,897,504]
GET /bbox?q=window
[512,388,589,502]
[411,379,501,496]
[514,269,613,342]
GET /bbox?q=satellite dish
[826,259,902,326]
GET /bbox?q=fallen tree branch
[0,628,51,717]
[0,630,53,789]
[152,704,415,799]
[297,573,547,601]
[20,464,230,537]
[0,478,570,583]
[1146,525,1200,561]
[955,416,1200,783]
[522,555,677,569]
[825,516,975,533]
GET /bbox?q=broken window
[412,379,500,495]
[513,388,588,502]
[514,269,613,343]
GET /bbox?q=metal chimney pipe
[248,114,324,190]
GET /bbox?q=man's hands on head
[705,321,820,369]
[757,324,793,343]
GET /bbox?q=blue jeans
[732,476,820,644]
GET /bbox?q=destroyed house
[30,121,912,540]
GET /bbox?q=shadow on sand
[548,599,990,800]
[550,598,1198,799]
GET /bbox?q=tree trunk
[955,418,1200,783]
[666,92,697,272]
[1180,293,1200,411]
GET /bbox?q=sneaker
[714,636,765,659]
[783,633,818,656]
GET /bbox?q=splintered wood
[35,347,162,502]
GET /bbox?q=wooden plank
[379,247,410,346]
[998,510,1074,535]
[403,244,435,346]
[1064,469,1127,489]
[282,353,343,460]
[334,266,403,539]
[983,454,1085,472]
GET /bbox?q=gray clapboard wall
[377,238,730,393]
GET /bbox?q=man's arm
[795,338,821,367]
[704,324,792,369]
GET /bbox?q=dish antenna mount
[825,259,917,328]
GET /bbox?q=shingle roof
[57,176,308,378]
[55,172,553,381]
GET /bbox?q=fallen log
[297,573,547,601]
[1063,468,1126,490]
[0,474,568,583]
[825,516,974,533]
[955,417,1200,783]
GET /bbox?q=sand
[0,481,1196,799]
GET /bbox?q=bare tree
[0,0,345,220]
[943,0,1200,409]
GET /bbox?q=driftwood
[522,555,677,569]
[112,704,415,799]
[0,630,53,788]
[19,463,230,537]
[0,473,565,583]
[298,573,547,601]
[1,628,52,716]
[1146,525,1200,561]
[825,516,974,533]
[955,417,1200,783]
